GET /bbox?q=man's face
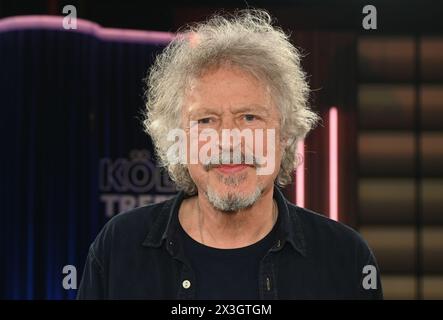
[181,65,283,211]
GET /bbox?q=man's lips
[213,164,253,174]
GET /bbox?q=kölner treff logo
[99,149,176,217]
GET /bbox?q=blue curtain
[0,20,174,299]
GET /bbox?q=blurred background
[0,0,442,300]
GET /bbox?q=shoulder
[288,202,374,259]
[107,197,173,232]
[89,195,177,260]
[287,202,383,299]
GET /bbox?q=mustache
[202,151,265,171]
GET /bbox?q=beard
[205,172,263,212]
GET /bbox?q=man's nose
[219,116,241,150]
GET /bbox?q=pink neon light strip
[329,107,338,221]
[295,140,305,207]
[0,15,174,44]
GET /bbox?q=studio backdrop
[0,15,360,300]
[0,16,175,299]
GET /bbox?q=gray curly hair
[143,9,319,195]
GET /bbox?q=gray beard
[205,185,263,212]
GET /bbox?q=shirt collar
[142,186,306,257]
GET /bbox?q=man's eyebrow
[188,107,221,117]
[187,104,271,117]
[231,104,271,115]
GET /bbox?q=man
[77,9,382,299]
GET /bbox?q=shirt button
[182,280,191,289]
[266,277,271,291]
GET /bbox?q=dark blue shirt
[77,186,383,299]
[179,213,279,300]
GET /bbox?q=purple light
[329,107,338,221]
[0,15,174,44]
[295,140,305,207]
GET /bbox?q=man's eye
[244,114,256,122]
[198,117,212,124]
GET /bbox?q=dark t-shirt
[179,216,279,300]
[77,187,383,299]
